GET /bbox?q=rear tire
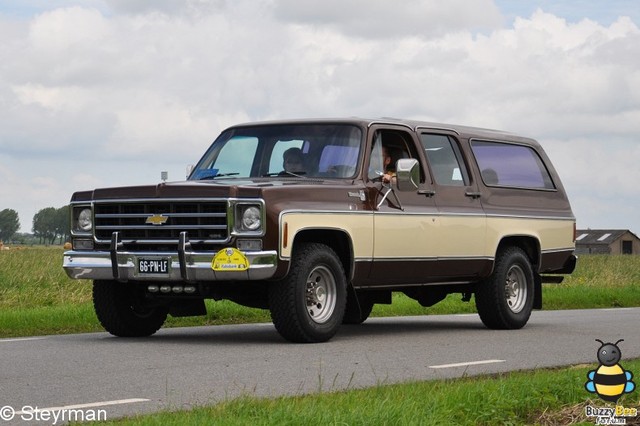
[268,243,347,343]
[475,247,534,330]
[93,280,168,337]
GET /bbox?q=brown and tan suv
[63,118,577,343]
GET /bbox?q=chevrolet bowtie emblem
[145,214,169,225]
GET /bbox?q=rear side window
[420,134,469,186]
[471,141,555,190]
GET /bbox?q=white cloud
[28,7,110,52]
[543,137,640,229]
[0,1,639,234]
[273,0,502,38]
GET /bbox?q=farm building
[575,229,640,255]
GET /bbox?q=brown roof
[228,117,536,145]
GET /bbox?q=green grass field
[1,247,639,337]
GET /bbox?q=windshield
[190,124,363,180]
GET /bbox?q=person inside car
[282,147,305,174]
[381,145,395,183]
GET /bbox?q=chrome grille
[94,201,228,243]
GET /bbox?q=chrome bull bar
[63,231,277,282]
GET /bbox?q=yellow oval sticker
[212,248,249,271]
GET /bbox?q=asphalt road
[1,308,639,422]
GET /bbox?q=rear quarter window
[471,140,555,190]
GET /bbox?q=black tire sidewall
[269,243,347,343]
[93,280,168,337]
[476,247,534,329]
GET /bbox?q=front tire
[93,280,168,337]
[475,247,534,330]
[269,243,347,343]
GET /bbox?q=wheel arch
[495,235,542,310]
[291,228,354,280]
[496,235,541,271]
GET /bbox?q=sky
[0,0,638,235]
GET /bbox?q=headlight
[241,206,261,231]
[74,207,93,233]
[233,203,264,234]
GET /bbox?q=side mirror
[396,158,419,191]
[186,164,194,179]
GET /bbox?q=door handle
[465,191,481,199]
[418,189,435,197]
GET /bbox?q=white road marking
[0,337,47,343]
[599,308,636,311]
[429,359,505,369]
[15,398,150,415]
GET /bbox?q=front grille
[94,201,228,244]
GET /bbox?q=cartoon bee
[585,339,635,403]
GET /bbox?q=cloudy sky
[0,0,638,235]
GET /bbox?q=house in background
[575,229,640,255]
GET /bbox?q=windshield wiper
[198,172,240,180]
[262,171,308,178]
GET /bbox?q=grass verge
[97,359,640,425]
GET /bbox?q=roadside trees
[0,208,20,242]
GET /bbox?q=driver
[283,148,305,173]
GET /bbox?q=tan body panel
[279,211,374,260]
[372,212,486,259]
[486,216,575,254]
[280,209,574,283]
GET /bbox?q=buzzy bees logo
[584,339,637,424]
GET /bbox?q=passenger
[482,168,499,185]
[283,147,305,174]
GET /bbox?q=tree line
[0,206,70,245]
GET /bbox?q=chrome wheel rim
[505,265,527,313]
[305,265,337,324]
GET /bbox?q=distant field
[0,247,639,337]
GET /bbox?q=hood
[70,178,351,202]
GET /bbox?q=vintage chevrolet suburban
[63,118,577,343]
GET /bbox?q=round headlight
[77,208,92,232]
[241,206,261,231]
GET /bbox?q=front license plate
[137,258,170,275]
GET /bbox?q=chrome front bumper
[63,249,278,282]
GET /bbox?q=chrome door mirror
[396,158,419,191]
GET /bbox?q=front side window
[471,140,555,190]
[368,133,385,180]
[368,130,423,182]
[190,124,363,180]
